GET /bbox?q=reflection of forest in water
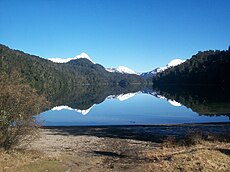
[152,85,230,118]
[2,72,229,128]
[47,84,146,111]
[46,83,230,119]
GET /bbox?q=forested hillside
[0,44,145,96]
[153,48,230,86]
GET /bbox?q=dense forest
[0,44,145,97]
[153,48,230,86]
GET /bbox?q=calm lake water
[37,86,230,126]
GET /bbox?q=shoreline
[42,121,230,128]
[41,122,230,143]
[1,122,229,171]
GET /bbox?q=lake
[37,85,230,126]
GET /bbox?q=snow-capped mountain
[140,67,163,78]
[166,59,185,67]
[48,52,95,64]
[48,53,183,77]
[141,59,185,78]
[106,66,137,75]
[48,54,137,75]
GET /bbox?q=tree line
[153,48,230,86]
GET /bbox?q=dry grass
[163,129,230,148]
[143,141,230,172]
[0,129,230,172]
[0,149,67,172]
[141,130,230,172]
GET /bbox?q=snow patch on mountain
[141,58,185,78]
[76,105,95,115]
[116,93,137,101]
[168,100,182,107]
[106,66,137,74]
[51,105,73,111]
[155,94,182,107]
[142,91,182,107]
[48,52,95,64]
[166,59,185,67]
[107,92,138,101]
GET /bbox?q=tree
[0,71,48,150]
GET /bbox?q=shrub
[0,71,48,150]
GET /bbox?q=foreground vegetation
[0,128,229,172]
[0,71,47,150]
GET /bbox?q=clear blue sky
[0,0,230,72]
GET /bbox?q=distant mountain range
[0,44,145,97]
[48,52,185,77]
[48,53,138,75]
[1,43,229,96]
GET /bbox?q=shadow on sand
[43,122,230,143]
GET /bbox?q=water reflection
[47,84,145,115]
[152,85,230,118]
[51,105,95,115]
[44,84,230,120]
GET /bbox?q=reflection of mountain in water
[51,105,95,115]
[152,85,230,118]
[107,93,138,101]
[51,92,139,115]
[47,84,230,118]
[48,84,146,115]
[51,92,138,115]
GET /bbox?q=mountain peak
[106,66,137,74]
[116,66,137,74]
[74,52,94,63]
[140,58,185,78]
[48,52,95,64]
[167,59,185,67]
